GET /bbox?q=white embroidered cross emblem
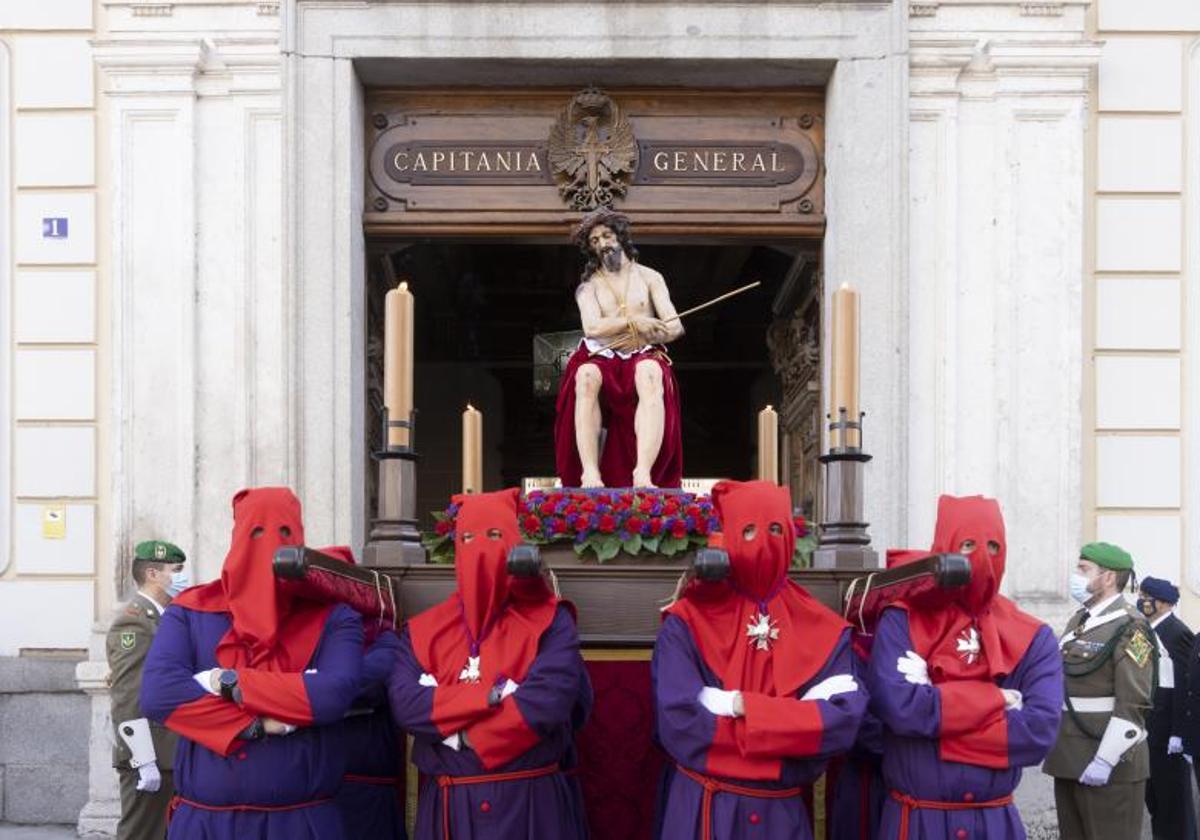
[459,655,482,683]
[746,612,780,651]
[956,627,981,665]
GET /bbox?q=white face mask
[1069,572,1092,605]
[166,568,191,598]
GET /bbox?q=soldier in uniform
[1044,541,1155,840]
[1137,576,1195,840]
[106,540,189,840]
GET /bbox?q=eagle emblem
[547,88,638,211]
[956,626,981,665]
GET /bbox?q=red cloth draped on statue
[889,495,1042,769]
[554,342,683,488]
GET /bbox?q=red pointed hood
[408,488,560,687]
[173,487,332,671]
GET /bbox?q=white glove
[1079,756,1113,786]
[1001,689,1023,710]
[1186,753,1194,765]
[1169,736,1184,755]
[418,673,439,687]
[500,679,519,699]
[801,674,859,702]
[136,762,162,793]
[698,687,740,717]
[897,651,930,686]
[193,668,221,695]
[441,732,462,751]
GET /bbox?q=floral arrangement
[422,488,818,566]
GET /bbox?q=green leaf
[659,535,685,557]
[622,533,643,556]
[642,535,661,554]
[596,535,621,562]
[573,541,589,557]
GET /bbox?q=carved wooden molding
[910,2,938,17]
[1020,2,1064,15]
[132,2,174,15]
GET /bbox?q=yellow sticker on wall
[41,505,66,539]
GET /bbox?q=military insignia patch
[120,632,136,650]
[1126,629,1153,668]
[154,543,167,560]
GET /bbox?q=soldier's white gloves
[1001,689,1023,710]
[418,673,438,687]
[1079,756,1113,786]
[897,651,931,686]
[1169,736,1184,755]
[500,679,519,700]
[136,762,162,793]
[801,674,859,702]
[698,687,741,717]
[1186,754,1194,765]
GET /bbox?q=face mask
[1069,572,1092,605]
[1136,597,1157,618]
[166,568,191,598]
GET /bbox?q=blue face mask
[1069,572,1092,605]
[166,568,191,598]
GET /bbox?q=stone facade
[0,0,1196,835]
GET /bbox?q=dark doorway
[364,239,818,530]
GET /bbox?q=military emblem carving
[547,88,638,211]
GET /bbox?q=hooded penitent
[892,494,1042,768]
[406,488,561,761]
[664,479,848,778]
[169,487,335,730]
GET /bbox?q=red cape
[664,481,847,777]
[891,495,1042,768]
[408,488,562,708]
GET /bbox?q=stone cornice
[94,36,281,94]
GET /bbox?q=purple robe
[388,605,592,840]
[867,608,1063,839]
[337,629,407,840]
[140,602,363,839]
[652,616,867,840]
[828,652,885,840]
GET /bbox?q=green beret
[134,540,186,564]
[1080,541,1132,571]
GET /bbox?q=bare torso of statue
[560,211,684,488]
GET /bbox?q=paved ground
[0,827,78,839]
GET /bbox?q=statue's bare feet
[631,468,656,488]
[581,470,605,488]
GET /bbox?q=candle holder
[364,407,428,566]
[811,408,879,570]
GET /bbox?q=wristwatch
[237,718,264,741]
[218,670,242,705]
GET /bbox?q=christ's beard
[600,247,623,273]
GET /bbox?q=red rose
[565,503,579,516]
[575,518,590,533]
[581,500,597,513]
[550,518,568,535]
[670,519,688,539]
[663,500,680,516]
[647,518,664,536]
[638,499,654,514]
[696,518,709,536]
[686,505,701,518]
[598,514,617,534]
[435,519,452,536]
[522,515,541,533]
[793,515,807,537]
[539,500,557,516]
[626,515,644,533]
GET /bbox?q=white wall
[0,7,98,655]
[1091,2,1196,621]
